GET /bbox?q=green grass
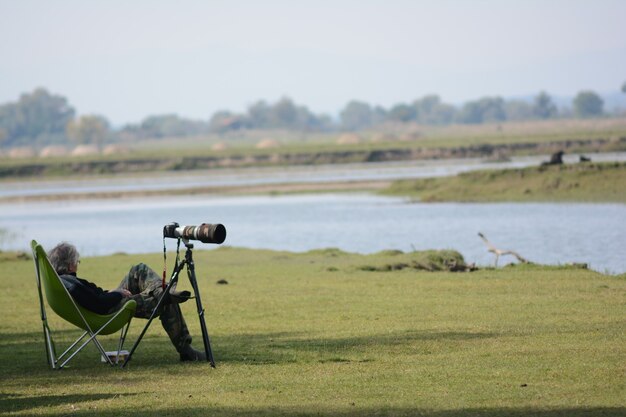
[383,162,626,202]
[1,247,624,416]
[129,117,626,155]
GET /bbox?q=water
[3,152,626,199]
[1,194,624,274]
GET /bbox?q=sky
[1,0,625,125]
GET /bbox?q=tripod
[123,240,215,368]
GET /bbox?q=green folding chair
[31,240,136,369]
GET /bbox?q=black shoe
[168,290,191,304]
[179,345,206,362]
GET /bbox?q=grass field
[1,247,624,416]
[2,118,626,179]
[383,162,626,202]
[127,118,626,157]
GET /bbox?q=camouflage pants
[114,263,192,352]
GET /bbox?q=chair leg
[57,331,89,364]
[59,331,111,369]
[115,320,132,365]
[43,324,57,370]
[90,337,114,366]
[60,309,132,368]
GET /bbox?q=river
[2,153,625,273]
[1,193,624,274]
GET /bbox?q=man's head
[48,242,80,275]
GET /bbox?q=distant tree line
[207,98,335,133]
[0,85,622,148]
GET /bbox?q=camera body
[163,222,226,244]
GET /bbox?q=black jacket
[59,273,123,315]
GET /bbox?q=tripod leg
[186,251,216,367]
[122,264,184,368]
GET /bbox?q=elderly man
[47,241,205,362]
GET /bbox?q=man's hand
[113,289,132,297]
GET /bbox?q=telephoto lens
[163,223,227,244]
[181,224,226,244]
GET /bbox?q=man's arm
[60,275,125,314]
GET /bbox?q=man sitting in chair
[48,241,206,362]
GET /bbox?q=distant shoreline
[2,135,625,180]
[0,179,392,203]
[3,153,626,204]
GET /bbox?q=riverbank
[0,179,391,203]
[2,134,625,179]
[4,160,625,204]
[1,247,624,416]
[383,161,626,202]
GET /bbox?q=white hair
[48,242,80,275]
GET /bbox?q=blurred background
[1,0,625,273]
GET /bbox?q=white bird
[478,232,529,267]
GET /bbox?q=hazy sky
[1,0,625,125]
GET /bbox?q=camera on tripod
[125,221,227,368]
[163,222,226,244]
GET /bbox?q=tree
[136,114,209,138]
[65,115,110,147]
[428,103,457,125]
[340,101,373,130]
[457,97,506,124]
[213,98,327,132]
[573,91,604,118]
[294,104,324,131]
[372,106,388,125]
[269,97,299,128]
[480,97,506,122]
[532,91,557,119]
[413,95,457,125]
[621,81,626,94]
[388,103,417,122]
[247,100,271,129]
[209,110,241,133]
[457,101,483,124]
[505,100,533,121]
[249,97,324,131]
[0,88,75,146]
[413,95,439,120]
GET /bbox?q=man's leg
[159,304,205,361]
[118,263,205,361]
[117,263,164,318]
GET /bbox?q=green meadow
[1,247,624,416]
[383,162,626,202]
